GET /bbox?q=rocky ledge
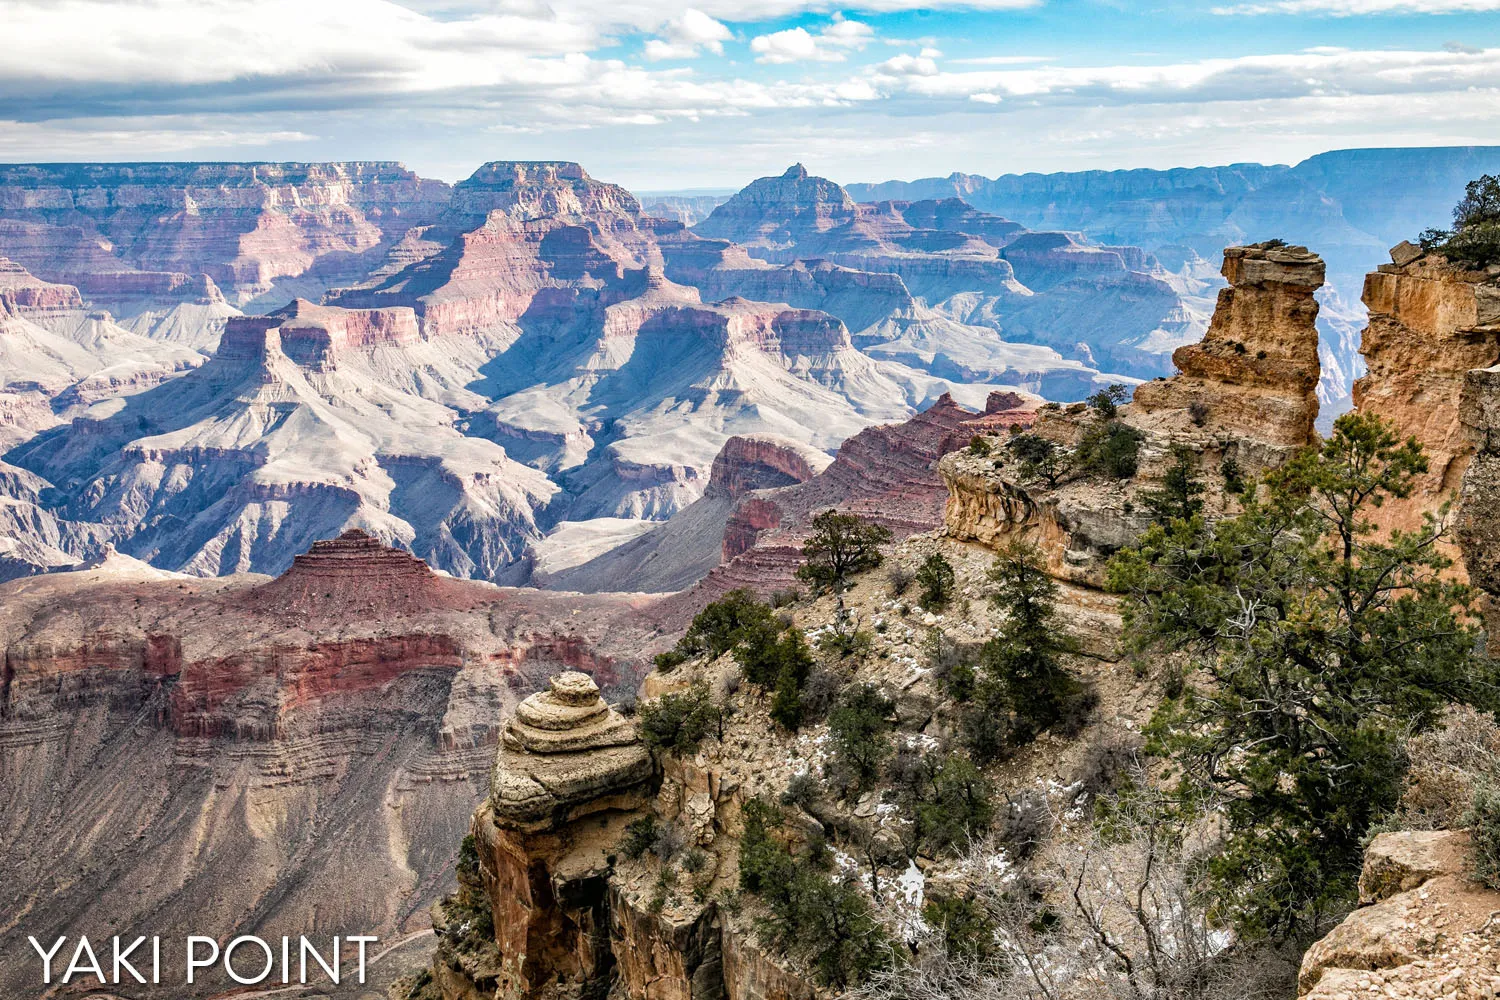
[1299,830,1500,999]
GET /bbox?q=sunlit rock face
[1132,242,1324,456]
[0,161,451,309]
[943,244,1325,591]
[1357,248,1500,580]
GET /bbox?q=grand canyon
[4,145,1500,1000]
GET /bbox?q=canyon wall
[0,532,664,997]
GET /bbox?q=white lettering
[348,936,378,983]
[62,937,105,985]
[300,936,340,985]
[113,936,148,984]
[224,936,274,985]
[27,936,66,984]
[186,937,219,984]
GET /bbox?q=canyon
[5,149,1500,1000]
[2,150,1493,588]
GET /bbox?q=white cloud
[642,9,733,61]
[876,54,940,76]
[950,55,1051,65]
[1212,0,1500,14]
[751,18,874,63]
[864,44,1500,108]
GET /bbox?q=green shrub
[916,552,956,609]
[1419,174,1500,268]
[620,815,659,860]
[968,435,992,457]
[1220,455,1246,495]
[1467,781,1500,890]
[922,891,999,961]
[1009,433,1064,488]
[796,510,892,593]
[1140,446,1204,525]
[1075,421,1143,479]
[736,797,894,987]
[684,589,776,657]
[638,683,721,753]
[1086,383,1130,420]
[887,748,996,858]
[827,683,895,793]
[962,541,1090,761]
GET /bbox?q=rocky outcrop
[421,662,825,1000]
[1299,831,1500,999]
[945,244,1325,586]
[1362,250,1500,572]
[704,435,833,502]
[0,255,82,313]
[1132,242,1323,456]
[432,672,657,999]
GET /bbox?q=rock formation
[1299,831,1500,998]
[0,161,451,308]
[430,672,656,999]
[1355,247,1500,577]
[943,243,1325,586]
[1132,242,1323,454]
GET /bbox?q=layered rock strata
[0,161,451,306]
[1362,247,1500,574]
[0,532,664,998]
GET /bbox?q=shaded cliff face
[0,161,451,309]
[0,534,663,999]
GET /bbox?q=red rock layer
[0,256,83,313]
[248,529,478,616]
[705,436,829,501]
[0,161,450,300]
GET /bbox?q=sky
[1,0,1498,189]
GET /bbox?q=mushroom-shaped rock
[490,672,654,832]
